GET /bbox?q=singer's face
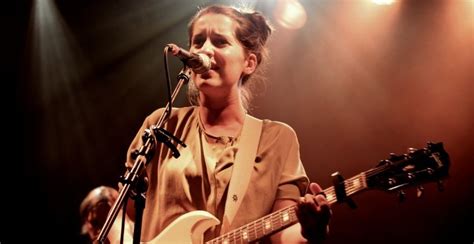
[189,13,256,100]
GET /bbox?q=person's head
[186,5,273,110]
[80,186,118,241]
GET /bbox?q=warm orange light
[372,0,396,5]
[274,0,307,30]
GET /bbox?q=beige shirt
[125,106,309,241]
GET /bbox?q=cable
[163,46,173,122]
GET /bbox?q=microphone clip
[152,126,187,158]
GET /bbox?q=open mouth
[198,61,218,78]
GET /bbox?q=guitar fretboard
[206,173,368,243]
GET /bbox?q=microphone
[167,43,211,74]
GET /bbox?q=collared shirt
[125,106,309,242]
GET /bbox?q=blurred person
[80,186,133,243]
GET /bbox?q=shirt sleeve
[275,123,309,201]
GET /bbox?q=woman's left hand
[295,182,332,243]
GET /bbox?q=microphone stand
[97,68,191,244]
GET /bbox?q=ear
[243,53,257,75]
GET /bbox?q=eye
[191,36,205,48]
[212,37,229,47]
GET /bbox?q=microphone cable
[162,45,173,122]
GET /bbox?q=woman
[121,4,331,243]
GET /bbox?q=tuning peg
[389,153,405,161]
[398,190,406,202]
[378,159,391,166]
[416,185,424,198]
[377,160,385,166]
[437,180,445,192]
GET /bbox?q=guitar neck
[206,172,368,243]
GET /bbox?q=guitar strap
[220,114,263,234]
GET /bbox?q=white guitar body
[143,210,220,244]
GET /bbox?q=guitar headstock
[365,142,450,197]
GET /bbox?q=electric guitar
[144,142,450,244]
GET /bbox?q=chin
[196,81,219,91]
[195,75,219,86]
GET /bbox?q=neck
[198,93,246,137]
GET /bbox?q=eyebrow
[191,31,232,44]
[191,32,205,42]
[211,32,230,39]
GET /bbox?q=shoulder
[262,119,298,139]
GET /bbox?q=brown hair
[186,5,273,111]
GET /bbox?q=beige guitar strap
[220,114,263,234]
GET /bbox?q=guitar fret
[282,209,289,223]
[264,216,272,233]
[289,207,297,222]
[258,218,264,236]
[274,211,281,231]
[220,235,227,244]
[253,219,258,241]
[247,221,254,241]
[228,231,236,244]
[325,187,336,204]
[241,227,248,242]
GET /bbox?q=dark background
[11,0,473,243]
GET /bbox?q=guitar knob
[388,178,396,186]
[398,190,406,202]
[416,185,424,198]
[408,147,417,154]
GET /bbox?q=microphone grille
[193,53,211,74]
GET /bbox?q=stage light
[372,0,396,5]
[274,0,307,30]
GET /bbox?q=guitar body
[144,210,220,244]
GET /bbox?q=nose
[198,39,214,58]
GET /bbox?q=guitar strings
[209,205,299,243]
[209,164,400,243]
[222,180,372,243]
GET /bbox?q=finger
[319,203,332,221]
[298,195,317,214]
[304,193,315,203]
[296,201,313,223]
[315,193,328,204]
[319,205,332,237]
[309,182,323,195]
